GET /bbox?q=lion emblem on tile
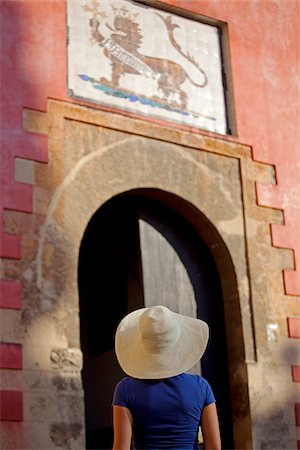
[86,4,208,110]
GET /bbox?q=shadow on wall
[249,340,299,450]
[1,3,88,448]
[1,1,81,449]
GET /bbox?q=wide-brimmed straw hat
[115,305,209,379]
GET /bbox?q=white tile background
[67,0,228,134]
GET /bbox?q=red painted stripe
[288,318,300,339]
[2,134,49,164]
[0,391,23,421]
[0,232,21,259]
[295,404,300,426]
[292,366,300,382]
[2,182,33,214]
[0,343,22,369]
[0,219,21,259]
[284,269,300,297]
[0,280,22,309]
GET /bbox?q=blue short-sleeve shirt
[112,373,215,449]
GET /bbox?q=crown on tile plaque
[112,5,139,21]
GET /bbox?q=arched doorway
[79,190,235,449]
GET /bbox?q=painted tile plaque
[67,0,228,134]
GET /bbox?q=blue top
[112,373,215,449]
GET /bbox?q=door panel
[139,214,200,374]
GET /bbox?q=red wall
[1,0,66,259]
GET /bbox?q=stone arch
[35,134,252,448]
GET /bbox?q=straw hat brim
[115,307,209,379]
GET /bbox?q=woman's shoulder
[116,374,210,388]
[177,372,211,387]
[116,376,146,388]
[116,376,133,385]
[114,376,131,390]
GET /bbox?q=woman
[112,305,221,450]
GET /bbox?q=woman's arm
[201,402,221,450]
[112,405,133,450]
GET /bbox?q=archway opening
[78,190,242,449]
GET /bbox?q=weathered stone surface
[50,422,84,449]
[23,315,68,357]
[15,158,35,185]
[24,390,84,423]
[0,422,27,449]
[50,348,82,371]
[0,368,24,390]
[11,99,298,449]
[248,363,298,403]
[0,310,22,341]
[24,369,82,392]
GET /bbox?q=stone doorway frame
[21,99,286,449]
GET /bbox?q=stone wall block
[266,337,300,366]
[24,390,84,424]
[15,158,35,185]
[24,369,83,393]
[1,259,20,281]
[35,162,55,189]
[3,209,45,238]
[268,247,295,271]
[249,363,298,404]
[0,422,27,449]
[0,310,22,341]
[0,369,24,390]
[285,296,300,317]
[23,315,68,349]
[250,161,276,185]
[251,400,298,449]
[21,237,39,261]
[23,345,56,371]
[49,421,85,449]
[24,391,51,423]
[23,421,59,450]
[254,436,299,450]
[251,204,283,224]
[23,344,82,376]
[33,186,52,215]
[1,421,85,450]
[50,348,82,372]
[52,372,83,393]
[23,109,50,136]
[3,210,28,237]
